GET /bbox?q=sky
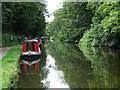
[45,0,63,22]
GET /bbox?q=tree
[79,2,120,47]
[2,2,47,37]
[46,2,92,43]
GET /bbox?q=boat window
[26,42,35,51]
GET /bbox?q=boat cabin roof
[23,39,38,43]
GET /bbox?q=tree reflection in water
[45,42,93,88]
[80,46,120,88]
[17,42,120,88]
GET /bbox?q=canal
[16,41,120,88]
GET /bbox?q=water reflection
[45,42,93,88]
[16,41,120,88]
[41,54,69,88]
[80,46,120,88]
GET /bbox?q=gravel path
[0,47,12,60]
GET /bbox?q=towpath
[0,47,12,60]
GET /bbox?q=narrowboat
[20,40,41,72]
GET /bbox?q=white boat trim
[21,51,41,55]
[21,59,40,66]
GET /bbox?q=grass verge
[0,46,22,89]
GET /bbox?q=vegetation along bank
[46,2,120,48]
[2,2,47,46]
[0,46,21,89]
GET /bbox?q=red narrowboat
[20,40,41,72]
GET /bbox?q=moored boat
[20,40,41,72]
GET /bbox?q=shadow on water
[16,41,120,88]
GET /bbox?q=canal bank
[0,47,12,60]
[0,46,22,89]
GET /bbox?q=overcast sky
[45,0,63,22]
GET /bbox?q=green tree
[2,2,47,37]
[46,2,92,43]
[79,2,120,47]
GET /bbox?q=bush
[2,33,18,47]
[79,2,120,48]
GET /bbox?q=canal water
[16,41,120,88]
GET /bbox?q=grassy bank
[0,46,22,89]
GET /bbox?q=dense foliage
[80,2,120,47]
[2,33,18,46]
[2,2,46,37]
[2,2,47,46]
[46,2,92,43]
[46,1,120,48]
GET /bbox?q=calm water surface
[17,42,120,88]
